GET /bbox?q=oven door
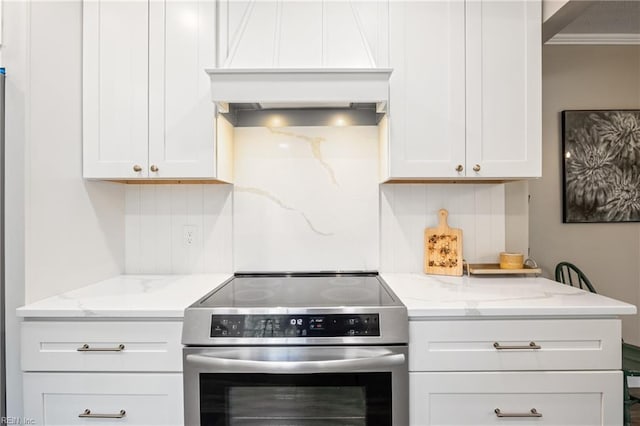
[183,346,408,426]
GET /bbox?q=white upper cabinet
[83,1,149,179]
[387,0,466,179]
[465,0,542,179]
[148,1,217,179]
[217,0,389,68]
[83,0,231,181]
[385,0,541,181]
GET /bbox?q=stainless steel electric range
[182,272,408,426]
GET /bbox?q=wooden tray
[464,263,541,275]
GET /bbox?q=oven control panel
[210,314,380,338]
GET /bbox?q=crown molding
[547,33,640,45]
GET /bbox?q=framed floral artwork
[562,110,640,223]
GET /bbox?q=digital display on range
[210,314,380,338]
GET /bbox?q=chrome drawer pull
[77,343,125,352]
[493,341,541,350]
[79,409,126,419]
[495,408,542,418]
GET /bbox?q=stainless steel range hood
[206,68,392,126]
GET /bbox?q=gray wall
[530,45,640,343]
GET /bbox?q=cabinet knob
[455,164,464,172]
[132,164,142,172]
[473,164,481,172]
[150,165,159,172]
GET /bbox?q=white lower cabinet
[22,321,185,425]
[409,319,623,426]
[410,371,621,426]
[24,373,183,425]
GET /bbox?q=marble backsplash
[233,125,380,271]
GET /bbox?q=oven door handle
[185,352,406,373]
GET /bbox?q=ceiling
[560,1,640,34]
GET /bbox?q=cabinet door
[410,371,621,426]
[83,0,149,179]
[387,1,466,180]
[465,0,541,178]
[148,0,217,179]
[23,373,183,425]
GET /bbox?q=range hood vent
[206,68,392,120]
[219,103,384,127]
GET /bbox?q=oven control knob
[348,329,355,336]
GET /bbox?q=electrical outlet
[183,225,197,246]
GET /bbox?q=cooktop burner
[196,272,398,308]
[182,272,408,346]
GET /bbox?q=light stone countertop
[17,274,232,318]
[381,273,637,319]
[16,273,636,319]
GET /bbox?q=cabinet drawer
[410,371,621,426]
[22,321,183,372]
[409,319,620,371]
[24,373,183,425]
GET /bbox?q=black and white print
[562,110,640,223]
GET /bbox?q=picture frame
[562,110,640,223]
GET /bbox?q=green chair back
[554,262,597,293]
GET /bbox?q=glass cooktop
[196,272,400,308]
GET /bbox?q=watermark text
[1,417,36,425]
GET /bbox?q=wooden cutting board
[424,209,463,276]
